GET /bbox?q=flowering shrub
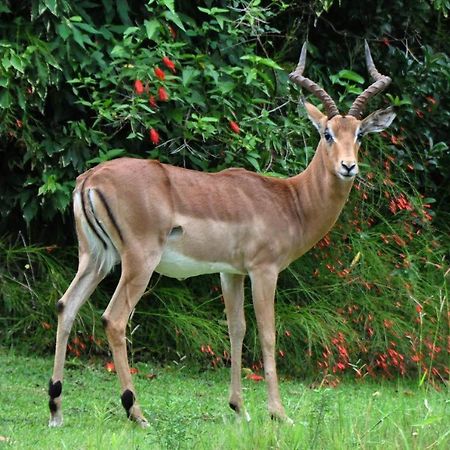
[0,1,448,384]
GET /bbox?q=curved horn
[347,40,392,118]
[289,42,340,119]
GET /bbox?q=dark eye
[357,130,364,141]
[323,129,333,143]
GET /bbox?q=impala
[48,41,396,427]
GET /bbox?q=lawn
[0,349,448,449]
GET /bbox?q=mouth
[337,171,357,181]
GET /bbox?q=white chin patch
[337,172,356,181]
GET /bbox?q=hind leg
[49,253,106,427]
[101,246,162,427]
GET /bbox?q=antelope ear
[304,101,327,133]
[360,106,396,134]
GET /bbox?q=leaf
[0,90,11,109]
[10,54,24,73]
[245,68,257,85]
[44,0,57,15]
[240,55,283,70]
[217,81,235,94]
[87,149,126,165]
[245,156,260,171]
[23,201,38,224]
[182,67,200,87]
[163,11,186,31]
[144,19,160,40]
[77,22,102,35]
[337,69,365,84]
[57,23,71,40]
[71,27,86,49]
[123,26,139,38]
[197,7,229,15]
[116,0,131,25]
[160,0,175,13]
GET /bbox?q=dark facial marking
[121,389,135,418]
[101,315,109,328]
[323,129,333,144]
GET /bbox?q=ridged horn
[289,42,340,119]
[347,40,392,118]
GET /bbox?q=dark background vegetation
[0,0,448,383]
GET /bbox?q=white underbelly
[155,247,243,280]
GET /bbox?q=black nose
[341,161,356,173]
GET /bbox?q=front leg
[249,266,292,423]
[220,273,250,421]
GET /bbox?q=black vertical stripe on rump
[87,189,115,247]
[80,179,108,249]
[95,189,124,243]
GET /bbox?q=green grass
[1,349,448,449]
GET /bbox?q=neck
[287,145,354,259]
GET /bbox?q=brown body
[48,42,396,427]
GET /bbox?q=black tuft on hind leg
[121,389,135,418]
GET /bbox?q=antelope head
[289,41,396,182]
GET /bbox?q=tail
[73,179,121,275]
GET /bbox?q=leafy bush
[0,0,310,229]
[0,1,448,384]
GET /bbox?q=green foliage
[0,0,448,383]
[0,237,104,350]
[0,0,310,227]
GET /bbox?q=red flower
[105,361,115,372]
[149,95,157,108]
[158,86,169,101]
[129,367,139,375]
[415,304,423,314]
[229,120,240,134]
[134,79,144,95]
[154,66,165,80]
[162,56,176,73]
[149,128,160,145]
[415,109,424,119]
[390,135,401,145]
[246,373,264,382]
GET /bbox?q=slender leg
[102,248,161,428]
[49,254,105,427]
[250,266,292,423]
[220,273,250,421]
